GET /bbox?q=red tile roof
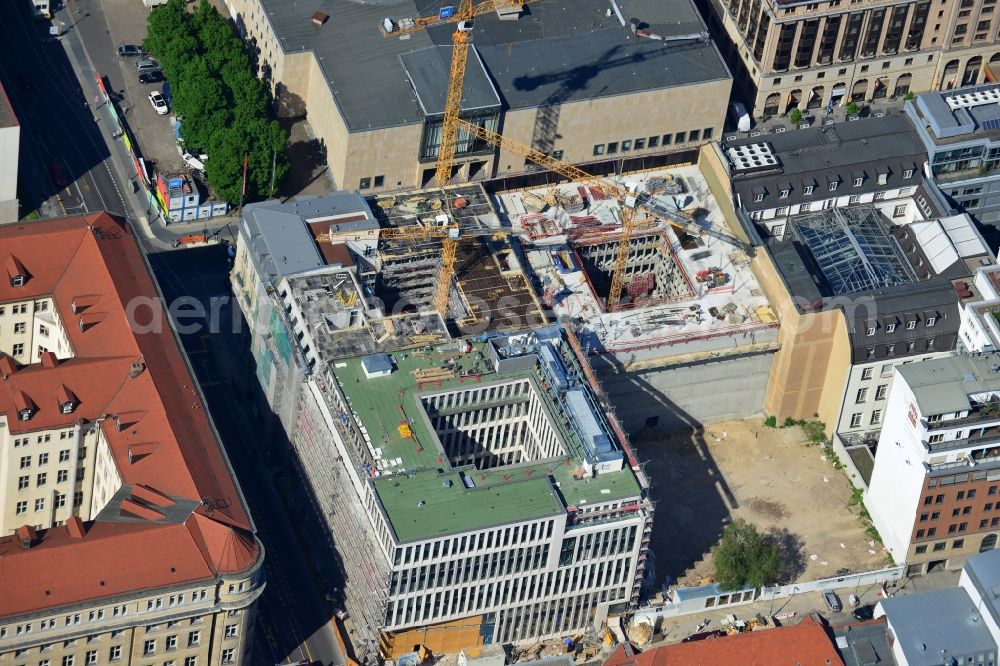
[0,215,260,619]
[627,616,842,666]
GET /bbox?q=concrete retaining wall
[595,351,775,432]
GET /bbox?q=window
[373,175,384,188]
[703,127,714,139]
[224,624,238,639]
[866,326,876,336]
[875,385,887,400]
[55,493,66,508]
[804,185,815,196]
[39,324,49,336]
[929,527,938,536]
[59,450,70,463]
[780,189,790,199]
[648,136,659,148]
[634,138,645,150]
[35,498,44,511]
[870,410,881,425]
[62,657,74,666]
[57,470,67,483]
[853,177,864,186]
[38,453,48,466]
[14,322,25,333]
[850,413,862,427]
[621,140,632,151]
[109,646,121,661]
[927,316,936,327]
[907,320,916,330]
[358,177,371,190]
[849,195,861,204]
[18,475,29,490]
[932,511,940,519]
[184,658,197,666]
[920,513,929,522]
[661,134,671,145]
[16,501,27,514]
[934,542,947,551]
[903,168,914,178]
[675,131,686,143]
[916,528,926,538]
[143,640,156,656]
[37,473,46,487]
[166,635,177,651]
[222,649,235,664]
[85,651,97,665]
[607,142,618,154]
[20,456,30,469]
[969,489,977,498]
[862,367,873,380]
[593,144,604,156]
[960,522,968,532]
[689,130,700,142]
[916,544,928,554]
[753,192,764,203]
[886,322,896,333]
[13,343,23,356]
[829,181,839,192]
[856,388,868,403]
[188,631,200,647]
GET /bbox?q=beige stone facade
[223,0,732,192]
[703,0,1000,118]
[0,563,263,666]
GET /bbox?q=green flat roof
[331,340,644,542]
[372,471,565,542]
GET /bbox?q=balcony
[926,404,1000,431]
[924,426,1000,453]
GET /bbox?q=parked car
[148,91,168,115]
[117,44,146,58]
[853,604,875,621]
[138,71,164,85]
[135,59,160,72]
[49,162,67,189]
[181,152,206,172]
[823,591,843,613]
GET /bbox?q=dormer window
[18,408,32,421]
[927,316,936,327]
[60,401,75,414]
[906,319,917,330]
[780,189,790,198]
[904,168,914,178]
[803,185,814,195]
[886,322,896,333]
[853,177,864,187]
[754,193,764,203]
[829,181,839,192]
[10,275,24,287]
[866,326,876,336]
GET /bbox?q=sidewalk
[742,96,907,137]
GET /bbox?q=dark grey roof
[728,116,926,212]
[400,46,501,116]
[832,621,896,666]
[879,587,997,666]
[257,0,730,132]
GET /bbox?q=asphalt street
[147,246,349,666]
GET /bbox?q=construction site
[368,184,548,335]
[494,165,778,358]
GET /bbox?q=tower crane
[379,0,538,320]
[454,119,751,309]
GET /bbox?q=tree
[144,0,289,203]
[789,108,803,124]
[712,519,781,591]
[846,102,860,116]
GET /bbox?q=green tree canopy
[144,0,288,203]
[712,519,781,591]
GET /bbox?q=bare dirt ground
[634,417,889,590]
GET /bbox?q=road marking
[55,194,67,215]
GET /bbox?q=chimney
[40,351,58,368]
[16,524,37,549]
[311,10,329,26]
[129,361,146,378]
[66,516,86,539]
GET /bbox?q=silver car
[136,59,160,72]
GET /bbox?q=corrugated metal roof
[898,353,1000,415]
